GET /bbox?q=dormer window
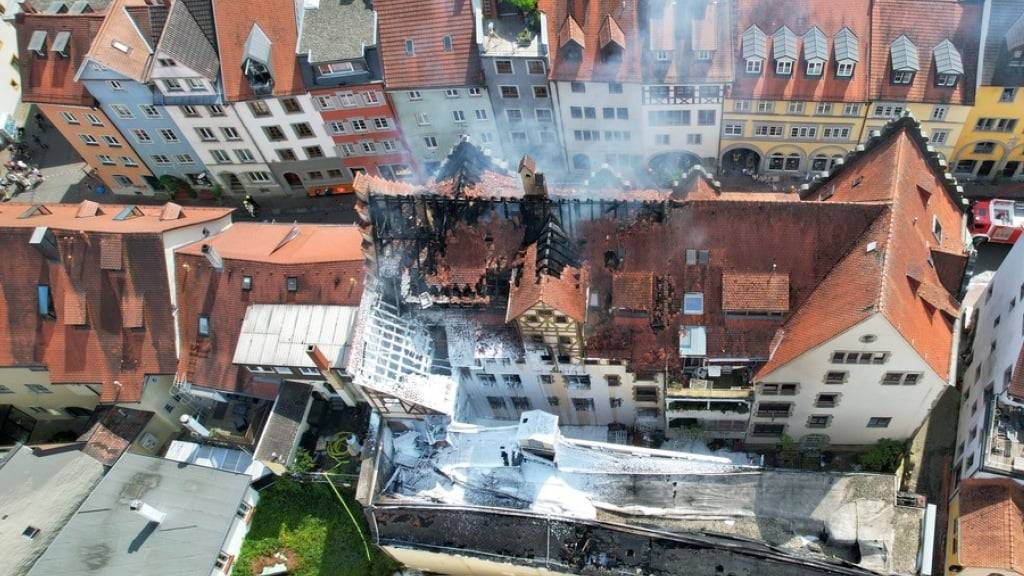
[932,40,963,88]
[242,24,274,95]
[559,15,585,62]
[772,26,797,76]
[889,35,919,85]
[742,25,766,75]
[695,50,711,61]
[111,40,130,54]
[52,31,70,58]
[28,31,47,58]
[599,15,625,63]
[802,27,827,78]
[833,27,859,78]
[806,60,823,76]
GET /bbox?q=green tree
[859,438,907,473]
[504,0,537,12]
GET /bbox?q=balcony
[982,396,1024,478]
[666,383,753,400]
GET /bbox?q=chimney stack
[519,155,547,197]
[200,244,223,271]
[305,344,330,372]
[129,500,167,524]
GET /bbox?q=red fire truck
[971,199,1024,245]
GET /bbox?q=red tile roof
[721,272,790,313]
[645,0,734,84]
[0,202,231,403]
[957,478,1024,574]
[15,12,106,106]
[1008,343,1024,401]
[730,0,871,101]
[375,0,483,89]
[507,244,589,324]
[86,0,157,82]
[174,224,365,397]
[612,272,654,312]
[212,0,305,100]
[539,0,643,83]
[868,0,981,105]
[0,202,233,233]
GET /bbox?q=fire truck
[971,198,1024,245]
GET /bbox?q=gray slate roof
[0,446,105,576]
[890,34,919,71]
[27,453,250,576]
[181,0,218,51]
[298,0,376,64]
[154,0,220,80]
[772,26,798,61]
[253,380,313,467]
[980,0,1024,85]
[741,25,766,60]
[802,26,827,62]
[834,27,859,62]
[932,39,964,75]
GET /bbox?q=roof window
[286,277,299,292]
[111,40,131,54]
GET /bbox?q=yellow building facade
[950,87,1024,180]
[720,98,869,177]
[860,101,972,163]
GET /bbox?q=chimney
[29,227,59,261]
[519,155,547,197]
[129,500,167,524]
[200,244,223,270]
[305,344,330,371]
[179,414,211,438]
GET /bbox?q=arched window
[768,153,785,170]
[811,154,829,172]
[784,153,800,171]
[572,154,590,171]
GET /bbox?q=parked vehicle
[971,198,1024,245]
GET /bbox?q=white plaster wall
[553,80,643,176]
[388,87,501,175]
[0,367,99,419]
[955,238,1024,479]
[234,95,339,164]
[0,10,23,140]
[213,486,260,576]
[165,104,280,193]
[753,314,949,447]
[383,546,572,576]
[640,86,724,163]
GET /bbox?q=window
[745,58,763,74]
[867,417,891,428]
[208,105,226,117]
[842,103,860,116]
[535,109,553,123]
[263,126,286,141]
[440,34,453,52]
[756,402,791,418]
[806,60,824,76]
[109,80,123,90]
[304,145,324,159]
[248,100,272,117]
[140,104,160,118]
[452,110,466,123]
[776,59,793,75]
[697,110,716,125]
[931,105,948,121]
[112,175,133,187]
[423,135,440,150]
[831,351,888,364]
[815,102,833,115]
[571,81,586,93]
[198,314,210,337]
[317,61,354,77]
[307,171,323,180]
[936,73,957,87]
[973,141,996,154]
[757,100,775,113]
[25,383,52,394]
[930,129,949,144]
[292,122,315,138]
[734,100,752,112]
[120,156,138,167]
[102,135,122,147]
[407,90,422,101]
[276,148,297,161]
[111,104,133,119]
[444,88,460,98]
[281,97,302,113]
[97,154,115,166]
[468,87,482,97]
[351,119,367,131]
[328,121,346,135]
[873,104,905,118]
[608,82,623,93]
[648,110,691,126]
[807,415,831,428]
[158,129,178,143]
[495,59,513,74]
[247,171,272,183]
[634,386,658,402]
[360,141,376,153]
[415,112,430,126]
[788,101,805,113]
[824,371,847,385]
[881,372,921,386]
[286,277,299,292]
[181,105,200,118]
[404,39,415,55]
[572,398,595,411]
[892,70,913,84]
[1000,87,1017,103]
[176,154,194,164]
[151,154,172,165]
[478,373,496,385]
[506,109,523,123]
[500,85,519,98]
[655,134,670,145]
[60,111,79,124]
[932,216,943,242]
[789,125,817,139]
[815,393,840,408]
[752,423,785,437]
[196,127,217,141]
[682,292,703,314]
[221,127,241,141]
[605,375,621,387]
[234,148,256,163]
[836,61,854,77]
[241,276,253,291]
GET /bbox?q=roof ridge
[874,134,907,315]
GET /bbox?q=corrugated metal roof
[233,304,359,368]
[803,26,828,62]
[834,26,859,62]
[890,34,919,71]
[742,25,766,60]
[164,440,268,479]
[772,25,798,61]
[932,39,964,75]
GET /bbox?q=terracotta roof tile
[612,271,654,312]
[560,14,585,48]
[507,244,588,324]
[85,0,157,82]
[0,202,232,233]
[868,0,981,105]
[15,12,106,106]
[175,223,365,396]
[99,235,123,270]
[78,406,153,465]
[957,478,1024,574]
[730,0,871,101]
[212,0,304,100]
[376,0,483,89]
[62,289,88,325]
[721,272,790,313]
[539,0,643,83]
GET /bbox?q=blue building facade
[79,62,211,190]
